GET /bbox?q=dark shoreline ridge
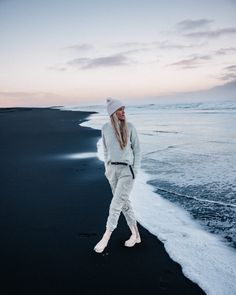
[0,107,206,295]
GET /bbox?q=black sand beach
[0,108,206,295]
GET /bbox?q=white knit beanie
[106,97,125,116]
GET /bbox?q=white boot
[135,223,141,243]
[124,223,141,247]
[94,229,112,253]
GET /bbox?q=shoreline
[0,107,206,294]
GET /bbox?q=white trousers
[105,164,137,232]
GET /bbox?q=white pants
[105,163,137,232]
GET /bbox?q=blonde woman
[94,98,142,253]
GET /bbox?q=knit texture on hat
[106,97,124,116]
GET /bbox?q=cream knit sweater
[101,121,141,178]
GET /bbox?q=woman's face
[116,106,125,121]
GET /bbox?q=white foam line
[156,187,236,208]
[62,152,97,159]
[130,170,236,295]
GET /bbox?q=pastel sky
[0,0,236,106]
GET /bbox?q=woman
[94,97,142,253]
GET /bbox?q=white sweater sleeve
[102,129,108,167]
[130,124,141,177]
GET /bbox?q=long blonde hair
[110,112,129,150]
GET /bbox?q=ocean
[56,101,236,295]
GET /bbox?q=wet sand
[0,107,206,295]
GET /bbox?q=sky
[0,0,236,107]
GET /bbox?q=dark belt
[110,162,135,179]
[110,162,128,165]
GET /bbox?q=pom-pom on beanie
[106,97,125,116]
